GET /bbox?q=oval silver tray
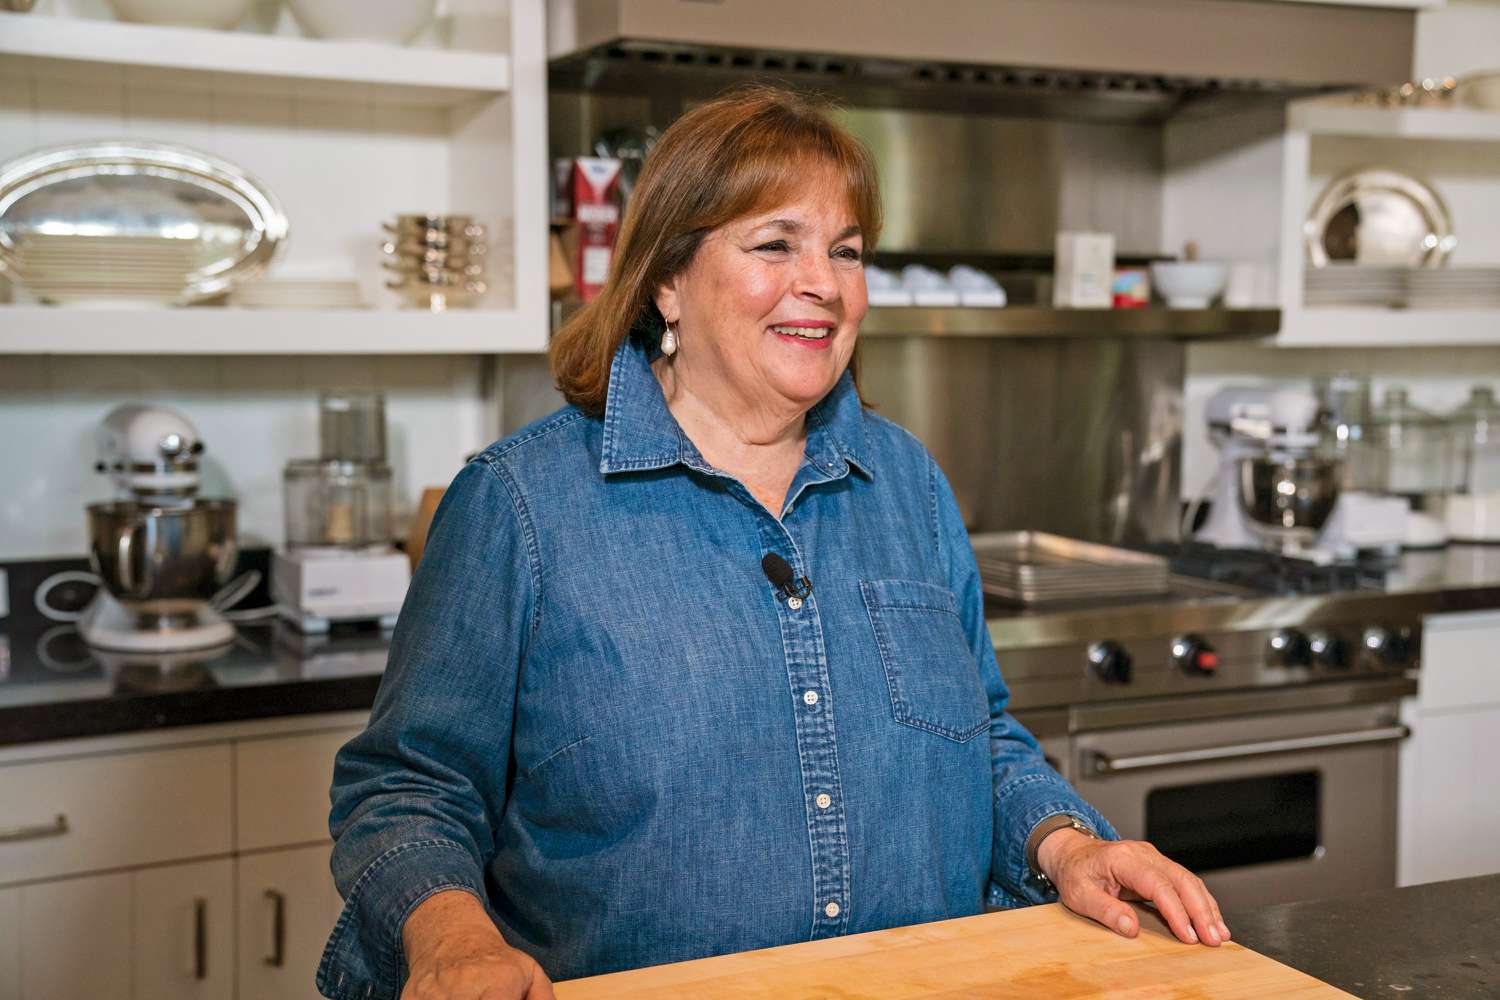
[0,140,287,306]
[1304,167,1455,269]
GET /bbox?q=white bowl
[105,0,252,29]
[1150,261,1228,309]
[288,0,438,43]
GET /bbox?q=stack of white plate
[1305,265,1500,308]
[10,233,223,305]
[229,278,364,309]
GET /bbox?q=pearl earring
[661,323,678,357]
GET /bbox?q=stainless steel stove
[993,545,1429,910]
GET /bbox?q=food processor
[78,404,239,652]
[272,390,411,633]
[1444,385,1500,542]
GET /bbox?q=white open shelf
[0,10,511,107]
[1277,308,1500,346]
[0,305,547,354]
[1289,102,1500,144]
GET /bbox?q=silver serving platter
[0,140,287,305]
[1304,167,1455,269]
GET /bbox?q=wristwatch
[1026,814,1097,891]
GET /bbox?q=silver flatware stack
[381,213,488,311]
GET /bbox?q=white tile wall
[0,355,493,560]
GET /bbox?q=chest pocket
[859,579,991,743]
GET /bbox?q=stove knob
[1268,629,1312,668]
[1363,626,1413,668]
[1309,631,1349,670]
[1171,634,1219,676]
[1087,640,1133,685]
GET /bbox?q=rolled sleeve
[317,840,490,1000]
[317,456,538,1000]
[927,456,1119,909]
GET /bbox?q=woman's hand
[401,890,556,1000]
[1036,829,1231,947]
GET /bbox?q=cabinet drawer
[0,744,232,887]
[1420,611,1500,711]
[236,727,363,851]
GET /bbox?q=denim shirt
[318,336,1115,999]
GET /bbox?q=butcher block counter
[554,902,1350,999]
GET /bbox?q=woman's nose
[792,251,839,302]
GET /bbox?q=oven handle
[1084,724,1411,776]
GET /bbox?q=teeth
[771,325,829,339]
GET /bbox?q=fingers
[527,968,558,1000]
[1166,870,1228,947]
[1059,878,1140,940]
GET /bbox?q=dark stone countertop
[1227,875,1500,998]
[0,619,385,746]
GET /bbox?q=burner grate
[1147,543,1390,595]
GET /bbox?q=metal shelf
[859,307,1280,339]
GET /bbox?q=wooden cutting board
[554,902,1355,999]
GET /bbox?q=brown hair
[549,85,883,415]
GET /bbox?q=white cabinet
[133,860,235,1000]
[1399,609,1500,885]
[0,886,21,1000]
[15,872,133,1000]
[237,845,345,1000]
[0,713,366,1000]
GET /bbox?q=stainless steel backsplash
[857,338,1183,544]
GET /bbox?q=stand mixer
[79,404,239,652]
[1196,387,1373,559]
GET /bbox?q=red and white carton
[571,157,623,300]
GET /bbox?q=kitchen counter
[0,619,385,746]
[986,543,1500,651]
[3,545,1498,748]
[1227,874,1500,997]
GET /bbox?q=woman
[318,87,1228,1000]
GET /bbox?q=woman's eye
[833,246,862,262]
[755,240,791,253]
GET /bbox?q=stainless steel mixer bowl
[87,500,238,609]
[1237,456,1343,543]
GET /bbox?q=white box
[1053,232,1116,309]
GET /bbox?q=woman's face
[654,173,868,421]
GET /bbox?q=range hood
[547,0,1415,119]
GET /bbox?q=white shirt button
[824,901,841,918]
[787,596,803,610]
[816,793,832,809]
[803,690,819,706]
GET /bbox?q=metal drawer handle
[0,814,69,843]
[1085,725,1411,776]
[264,889,286,968]
[194,898,207,981]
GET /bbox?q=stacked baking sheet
[971,531,1170,604]
[1305,265,1500,309]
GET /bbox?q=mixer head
[94,403,204,503]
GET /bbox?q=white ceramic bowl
[105,0,252,29]
[1150,261,1228,309]
[288,0,438,43]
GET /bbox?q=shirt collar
[598,336,875,480]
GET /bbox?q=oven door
[1072,700,1407,910]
